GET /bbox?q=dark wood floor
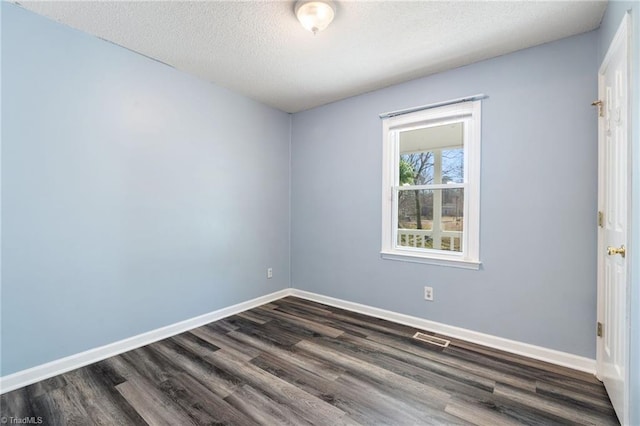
[1,296,619,425]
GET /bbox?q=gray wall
[1,3,291,376]
[597,2,640,424]
[291,31,599,358]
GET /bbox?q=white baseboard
[1,287,596,395]
[0,288,293,395]
[290,289,597,374]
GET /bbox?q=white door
[596,13,630,426]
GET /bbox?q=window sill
[380,250,481,270]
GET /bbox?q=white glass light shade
[295,1,336,35]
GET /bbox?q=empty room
[1,0,638,425]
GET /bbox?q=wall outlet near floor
[424,286,434,301]
[267,268,273,279]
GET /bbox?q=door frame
[596,11,631,426]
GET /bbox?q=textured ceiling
[15,1,607,113]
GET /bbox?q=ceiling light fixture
[295,0,336,35]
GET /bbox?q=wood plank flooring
[0,297,619,425]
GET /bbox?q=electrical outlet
[267,268,273,279]
[424,286,434,301]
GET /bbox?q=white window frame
[381,100,481,269]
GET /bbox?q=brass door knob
[607,245,626,258]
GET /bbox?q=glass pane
[442,148,464,183]
[397,188,464,252]
[399,152,434,185]
[398,189,433,231]
[398,122,463,185]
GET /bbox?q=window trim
[381,100,481,269]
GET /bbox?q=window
[381,100,481,269]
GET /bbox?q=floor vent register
[412,332,451,348]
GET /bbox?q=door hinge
[597,322,603,338]
[598,211,604,228]
[592,99,604,117]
